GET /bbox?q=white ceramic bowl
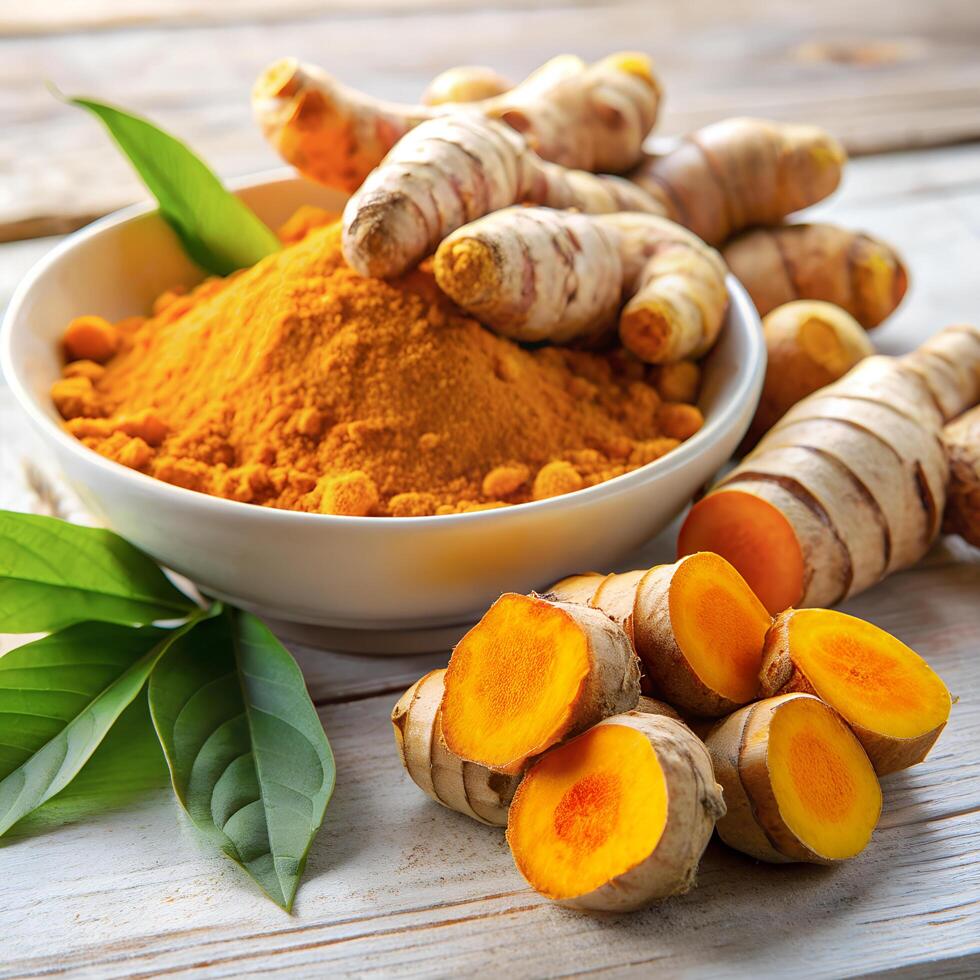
[1,173,765,640]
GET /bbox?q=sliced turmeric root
[392,669,520,826]
[679,325,980,611]
[705,693,882,863]
[506,710,724,911]
[441,593,640,774]
[551,553,772,716]
[760,609,951,775]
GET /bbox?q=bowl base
[257,612,473,655]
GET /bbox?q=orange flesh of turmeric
[678,490,805,614]
[53,220,700,516]
[785,610,951,739]
[441,594,591,771]
[768,696,881,859]
[669,552,771,702]
[507,724,667,899]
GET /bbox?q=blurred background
[2,0,979,350]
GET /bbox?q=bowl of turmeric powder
[1,173,764,640]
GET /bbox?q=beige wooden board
[2,0,980,239]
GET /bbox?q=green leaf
[65,95,281,276]
[0,510,194,632]
[0,621,194,835]
[6,690,170,838]
[149,608,334,911]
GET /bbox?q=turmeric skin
[53,219,703,517]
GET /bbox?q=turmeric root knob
[392,669,519,826]
[422,65,513,105]
[506,710,724,911]
[943,405,980,546]
[441,593,640,775]
[760,609,951,775]
[705,694,881,863]
[743,300,874,449]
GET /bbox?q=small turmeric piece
[392,669,520,827]
[441,593,640,775]
[760,609,951,775]
[507,709,724,911]
[942,405,980,547]
[723,223,908,328]
[742,300,874,449]
[422,64,513,105]
[705,693,882,863]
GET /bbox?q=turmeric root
[550,553,772,717]
[441,593,640,775]
[705,694,881,863]
[434,208,728,363]
[506,709,724,911]
[678,325,980,613]
[630,118,846,246]
[392,669,519,826]
[254,53,660,192]
[743,301,874,449]
[943,405,980,546]
[722,223,908,328]
[342,116,660,278]
[422,65,513,105]
[760,609,952,775]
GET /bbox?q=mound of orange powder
[52,217,702,517]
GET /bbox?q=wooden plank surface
[1,126,979,980]
[2,0,980,240]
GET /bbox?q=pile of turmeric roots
[250,51,978,911]
[393,553,950,911]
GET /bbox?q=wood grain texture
[2,0,980,240]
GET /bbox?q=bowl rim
[0,171,765,530]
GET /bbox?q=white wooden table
[2,2,980,975]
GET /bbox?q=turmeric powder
[53,219,703,517]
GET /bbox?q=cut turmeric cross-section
[507,711,723,911]
[761,609,951,774]
[441,593,640,774]
[391,669,520,827]
[550,552,772,716]
[705,693,882,863]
